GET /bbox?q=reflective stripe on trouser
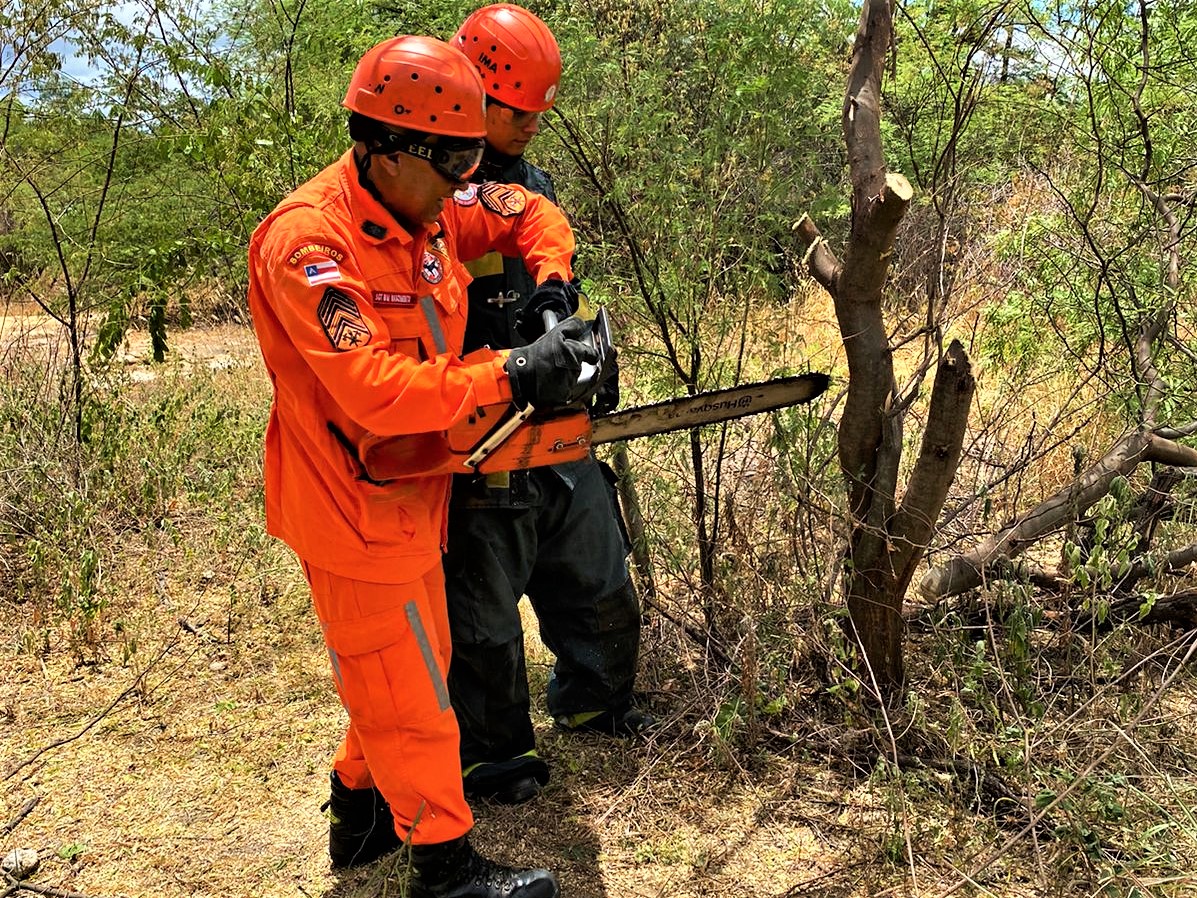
[444,457,640,770]
[301,560,473,845]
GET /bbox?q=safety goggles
[396,136,485,183]
[488,98,542,129]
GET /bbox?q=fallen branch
[1,797,39,836]
[909,585,1197,638]
[920,428,1197,601]
[1118,542,1197,591]
[4,631,180,782]
[1076,589,1197,632]
[1,877,96,898]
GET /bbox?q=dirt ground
[2,607,875,898]
[0,310,1037,898]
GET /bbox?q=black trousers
[444,456,641,776]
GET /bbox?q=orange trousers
[302,560,474,845]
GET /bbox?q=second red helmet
[452,4,562,113]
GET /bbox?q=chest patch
[421,251,444,284]
[479,182,527,217]
[373,291,418,308]
[318,287,372,351]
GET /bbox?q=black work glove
[505,315,599,409]
[515,278,580,342]
[590,353,620,415]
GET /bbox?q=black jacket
[461,148,560,354]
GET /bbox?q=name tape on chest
[373,291,418,308]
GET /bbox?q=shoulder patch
[453,184,479,207]
[318,287,372,351]
[304,259,342,286]
[287,242,347,266]
[478,182,527,217]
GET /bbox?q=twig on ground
[4,629,181,782]
[1,797,39,836]
[2,878,97,898]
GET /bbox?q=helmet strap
[352,148,391,211]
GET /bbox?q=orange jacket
[247,150,574,582]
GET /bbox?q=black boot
[463,754,550,805]
[325,771,402,869]
[556,704,657,737]
[409,835,559,898]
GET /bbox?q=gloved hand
[590,353,620,415]
[505,315,599,409]
[515,278,580,342]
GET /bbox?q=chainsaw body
[359,404,593,482]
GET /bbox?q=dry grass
[4,296,1197,898]
[0,573,1059,898]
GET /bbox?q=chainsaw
[358,308,829,482]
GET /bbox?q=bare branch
[891,341,975,591]
[792,214,841,297]
[1,797,38,837]
[919,428,1192,601]
[4,633,179,782]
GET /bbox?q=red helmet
[343,36,487,137]
[452,4,561,113]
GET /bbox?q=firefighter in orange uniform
[247,35,593,898]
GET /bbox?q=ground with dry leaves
[4,310,1195,898]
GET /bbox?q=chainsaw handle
[541,308,599,389]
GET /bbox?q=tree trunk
[795,0,975,696]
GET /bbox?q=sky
[3,1,211,94]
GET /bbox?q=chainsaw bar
[590,372,830,445]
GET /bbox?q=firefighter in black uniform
[446,3,653,805]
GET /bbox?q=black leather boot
[325,771,402,869]
[409,835,559,898]
[463,754,550,805]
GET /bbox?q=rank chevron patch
[478,182,527,217]
[318,287,372,351]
